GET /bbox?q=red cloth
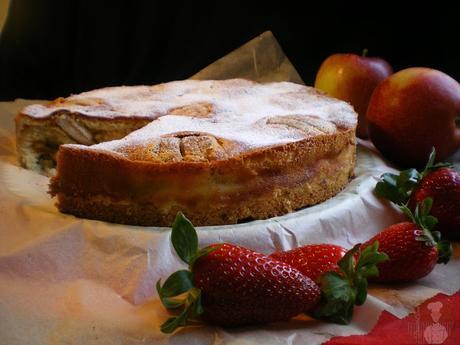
[325,290,460,345]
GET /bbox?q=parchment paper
[191,31,304,84]
[0,32,459,345]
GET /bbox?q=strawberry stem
[420,148,453,178]
[313,241,388,324]
[400,198,437,245]
[400,198,452,264]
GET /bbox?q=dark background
[0,1,459,100]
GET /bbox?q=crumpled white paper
[1,33,459,345]
[2,102,459,345]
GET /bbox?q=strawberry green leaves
[170,212,220,269]
[399,198,452,264]
[436,240,453,264]
[313,242,388,324]
[171,213,198,265]
[374,148,452,205]
[420,148,453,177]
[159,287,202,333]
[374,148,453,266]
[158,212,221,333]
[354,242,389,304]
[375,169,421,204]
[400,197,437,233]
[315,271,355,324]
[157,268,202,333]
[156,270,193,309]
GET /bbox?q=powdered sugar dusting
[24,79,357,150]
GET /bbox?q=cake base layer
[51,130,355,226]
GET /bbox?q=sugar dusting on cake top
[24,79,357,152]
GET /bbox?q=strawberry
[270,243,388,324]
[192,243,320,327]
[375,148,459,239]
[156,213,320,333]
[270,244,347,282]
[362,198,452,283]
[409,167,460,240]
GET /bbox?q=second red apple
[314,52,393,138]
[367,67,460,167]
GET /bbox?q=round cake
[16,79,357,226]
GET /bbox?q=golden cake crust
[50,130,355,226]
[17,79,357,226]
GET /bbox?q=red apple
[367,67,460,168]
[314,52,393,138]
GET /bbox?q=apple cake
[16,79,357,226]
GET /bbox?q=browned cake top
[24,79,357,163]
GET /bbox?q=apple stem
[362,49,368,57]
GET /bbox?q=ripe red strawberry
[362,199,452,283]
[270,244,347,282]
[156,213,320,333]
[409,167,460,240]
[192,243,320,327]
[269,242,388,324]
[375,148,459,240]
